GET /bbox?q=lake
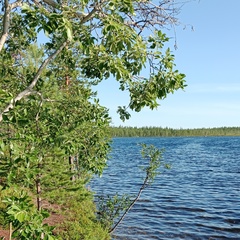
[91,137,240,239]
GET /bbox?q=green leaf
[15,211,28,222]
[21,3,31,12]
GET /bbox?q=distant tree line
[110,126,240,137]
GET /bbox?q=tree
[0,43,111,238]
[97,144,169,234]
[0,0,187,238]
[0,0,186,122]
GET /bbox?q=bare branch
[80,4,99,24]
[41,0,58,8]
[121,0,180,36]
[41,0,104,22]
[0,40,68,122]
[42,0,86,19]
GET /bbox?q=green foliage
[110,126,240,137]
[0,43,111,238]
[47,187,110,240]
[0,187,55,240]
[1,0,186,238]
[140,144,166,186]
[0,186,110,240]
[96,194,131,230]
[1,0,186,120]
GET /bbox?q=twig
[9,222,12,240]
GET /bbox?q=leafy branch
[0,40,68,122]
[98,144,169,234]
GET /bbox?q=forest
[110,126,240,137]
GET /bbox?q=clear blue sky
[95,0,240,129]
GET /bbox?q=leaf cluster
[96,194,131,230]
[0,187,55,239]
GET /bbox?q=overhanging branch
[0,40,69,122]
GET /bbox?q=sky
[95,0,240,129]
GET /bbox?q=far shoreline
[109,126,240,138]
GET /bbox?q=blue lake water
[91,137,240,239]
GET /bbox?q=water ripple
[91,137,240,239]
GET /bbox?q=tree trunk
[69,156,76,181]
